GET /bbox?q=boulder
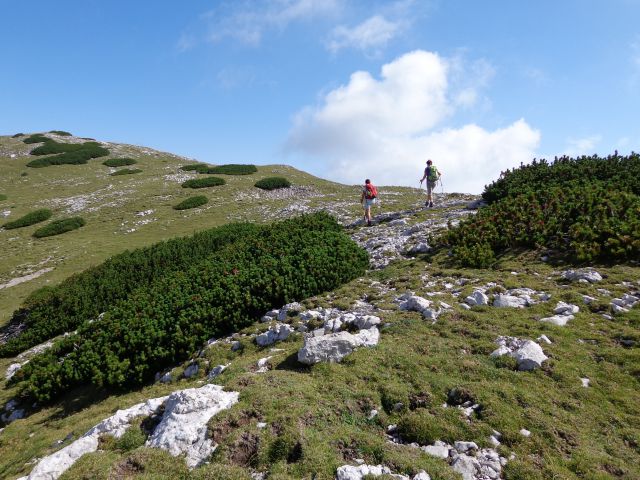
[513,341,548,371]
[183,363,200,379]
[277,302,304,321]
[540,315,573,327]
[562,269,602,283]
[554,302,579,315]
[399,295,432,312]
[465,291,489,306]
[353,315,381,330]
[297,328,379,365]
[493,295,527,308]
[451,453,480,480]
[255,323,294,347]
[146,384,239,468]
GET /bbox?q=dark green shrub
[173,195,208,210]
[0,223,264,356]
[48,130,72,136]
[182,177,226,188]
[33,217,85,238]
[3,209,52,230]
[12,133,24,138]
[110,168,142,176]
[14,213,368,402]
[180,164,208,171]
[255,177,291,190]
[202,164,257,175]
[103,158,137,167]
[23,134,49,144]
[26,140,109,168]
[20,172,28,177]
[0,194,6,201]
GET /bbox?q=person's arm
[360,190,365,203]
[419,170,426,182]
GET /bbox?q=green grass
[103,158,137,167]
[0,194,6,201]
[173,195,208,210]
[182,176,226,188]
[255,176,291,190]
[109,168,142,176]
[33,217,86,238]
[2,208,52,229]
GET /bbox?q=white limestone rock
[255,323,294,347]
[562,269,602,283]
[513,341,548,371]
[5,362,23,380]
[554,301,579,315]
[277,302,304,321]
[451,453,480,480]
[297,328,379,365]
[399,294,432,313]
[540,314,574,326]
[207,364,228,380]
[146,384,239,468]
[421,443,450,459]
[183,363,200,379]
[493,295,527,308]
[465,291,489,306]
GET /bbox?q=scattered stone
[297,328,380,365]
[519,428,531,437]
[562,269,602,283]
[491,337,548,371]
[146,384,239,468]
[277,302,304,321]
[454,441,478,454]
[207,364,228,380]
[421,442,450,459]
[540,314,573,327]
[554,301,579,315]
[581,378,590,388]
[465,291,489,306]
[537,334,552,344]
[255,357,272,373]
[368,409,378,420]
[183,363,200,379]
[5,363,22,380]
[255,323,294,347]
[231,341,242,351]
[493,294,527,308]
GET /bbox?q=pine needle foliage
[103,158,137,167]
[181,177,225,188]
[13,213,368,402]
[33,217,86,238]
[3,209,52,230]
[110,168,142,176]
[255,177,291,190]
[173,195,208,210]
[26,140,109,168]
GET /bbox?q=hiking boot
[367,220,372,227]
[429,201,434,208]
[424,201,429,207]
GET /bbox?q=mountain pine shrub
[110,168,142,176]
[22,134,49,144]
[201,164,257,175]
[26,141,109,168]
[33,217,86,238]
[13,213,368,402]
[182,177,225,188]
[179,164,208,171]
[0,223,264,356]
[48,130,72,136]
[173,195,208,210]
[3,209,52,230]
[103,158,137,167]
[11,133,24,138]
[255,177,291,190]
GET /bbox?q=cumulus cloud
[327,15,403,54]
[285,50,540,193]
[562,135,602,157]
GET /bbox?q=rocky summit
[0,133,639,480]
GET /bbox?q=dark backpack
[365,184,378,199]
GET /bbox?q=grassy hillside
[0,133,425,323]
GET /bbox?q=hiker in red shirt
[360,179,378,226]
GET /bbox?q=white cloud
[327,15,403,54]
[286,50,540,193]
[562,135,602,157]
[203,0,341,46]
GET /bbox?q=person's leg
[366,205,372,225]
[426,183,433,206]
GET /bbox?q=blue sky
[1,0,639,193]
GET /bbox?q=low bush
[48,130,72,136]
[3,209,52,230]
[103,158,137,167]
[14,213,368,402]
[33,217,86,238]
[22,134,49,144]
[201,164,257,175]
[182,177,226,188]
[26,142,109,168]
[255,177,291,190]
[110,168,142,176]
[180,164,208,171]
[439,185,640,265]
[173,195,208,210]
[11,133,24,138]
[0,222,264,356]
[0,194,7,201]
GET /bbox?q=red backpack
[365,183,378,199]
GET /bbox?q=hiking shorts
[426,181,437,195]
[363,198,376,209]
